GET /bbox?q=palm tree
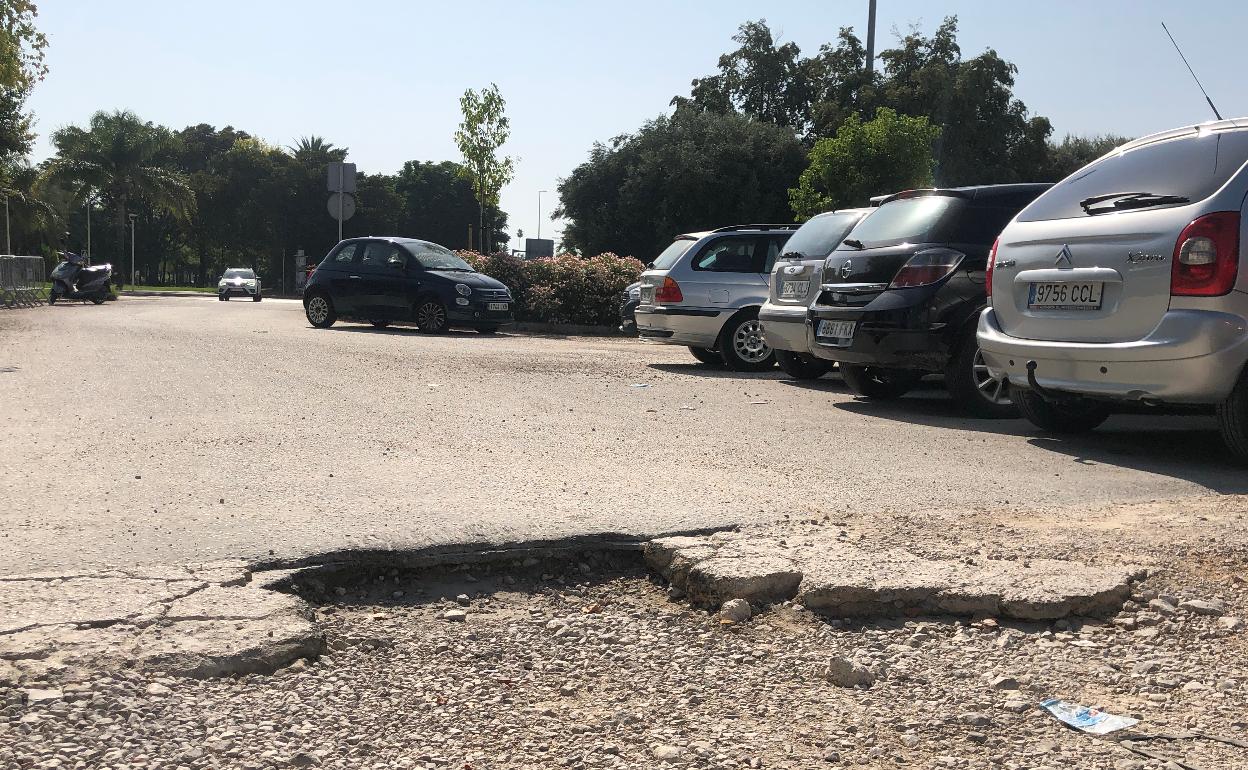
[288,135,347,165]
[39,110,195,280]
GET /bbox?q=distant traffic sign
[327,162,357,193]
[327,192,356,221]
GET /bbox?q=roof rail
[710,223,802,233]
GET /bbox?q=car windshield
[223,269,254,279]
[404,241,474,271]
[650,238,697,270]
[1019,130,1248,222]
[782,212,865,259]
[840,196,959,248]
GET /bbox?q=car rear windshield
[1019,129,1248,222]
[783,212,864,258]
[224,269,254,279]
[843,196,960,248]
[650,238,697,270]
[404,241,474,271]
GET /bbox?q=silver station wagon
[759,208,872,378]
[978,118,1248,459]
[635,224,798,371]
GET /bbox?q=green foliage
[1041,134,1131,181]
[454,84,515,252]
[556,109,806,259]
[789,108,939,218]
[459,250,644,326]
[0,0,46,159]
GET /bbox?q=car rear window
[783,212,864,258]
[1019,129,1248,222]
[650,238,696,270]
[844,196,961,248]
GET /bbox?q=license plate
[487,302,509,311]
[779,280,809,300]
[817,320,855,339]
[1028,282,1103,310]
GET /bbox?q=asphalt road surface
[1,296,1242,575]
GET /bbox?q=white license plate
[779,280,809,299]
[1028,282,1103,310]
[487,302,509,311]
[817,320,856,339]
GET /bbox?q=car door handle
[348,275,361,279]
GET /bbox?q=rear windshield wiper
[1079,191,1190,215]
[779,250,804,260]
[842,238,865,249]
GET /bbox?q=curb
[509,321,627,337]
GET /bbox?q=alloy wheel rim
[733,319,771,362]
[972,348,1011,405]
[419,302,445,331]
[307,297,328,324]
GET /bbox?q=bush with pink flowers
[458,250,645,326]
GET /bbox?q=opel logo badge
[840,259,853,279]
[1055,244,1074,267]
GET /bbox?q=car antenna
[1161,21,1223,120]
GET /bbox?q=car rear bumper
[448,303,514,326]
[219,285,259,296]
[759,303,810,353]
[977,307,1248,403]
[805,304,950,370]
[634,305,725,347]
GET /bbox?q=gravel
[3,544,1244,770]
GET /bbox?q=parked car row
[635,118,1248,462]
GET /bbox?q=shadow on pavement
[647,362,785,380]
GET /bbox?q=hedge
[458,251,645,326]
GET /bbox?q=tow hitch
[1025,360,1064,403]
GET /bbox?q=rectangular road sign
[327,162,357,193]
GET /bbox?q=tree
[556,108,806,258]
[674,19,811,131]
[40,110,196,278]
[0,0,47,158]
[789,108,940,219]
[805,27,881,140]
[394,160,507,250]
[453,84,515,253]
[1042,134,1131,181]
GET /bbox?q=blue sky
[25,1,1248,250]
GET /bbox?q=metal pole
[337,166,343,243]
[4,195,9,255]
[865,0,877,76]
[129,214,136,286]
[86,200,91,259]
[537,190,548,240]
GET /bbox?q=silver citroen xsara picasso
[977,118,1248,460]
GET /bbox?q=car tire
[477,325,499,334]
[370,320,391,329]
[945,328,1017,418]
[841,365,921,399]
[1015,389,1110,433]
[223,295,230,301]
[1216,369,1248,463]
[217,294,225,301]
[415,298,448,333]
[775,350,832,380]
[718,311,775,372]
[305,292,337,328]
[48,291,58,305]
[687,347,724,366]
[91,293,106,305]
[253,294,261,302]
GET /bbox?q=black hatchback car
[303,237,514,332]
[807,184,1050,417]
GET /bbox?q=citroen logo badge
[1056,244,1074,267]
[840,259,853,279]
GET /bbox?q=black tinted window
[692,237,758,273]
[332,243,361,263]
[949,206,1019,246]
[783,212,864,258]
[1019,130,1248,222]
[361,242,402,267]
[844,197,961,248]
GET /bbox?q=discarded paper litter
[1039,698,1138,734]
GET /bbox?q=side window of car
[760,236,788,274]
[361,242,400,267]
[332,243,361,264]
[692,237,757,273]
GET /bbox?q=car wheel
[945,329,1017,418]
[477,325,499,334]
[718,312,775,372]
[775,350,832,380]
[305,292,337,328]
[91,293,106,305]
[841,365,921,399]
[217,294,225,301]
[47,291,58,305]
[253,294,261,302]
[1015,389,1110,433]
[1216,370,1248,463]
[415,298,448,333]
[370,320,391,329]
[223,295,230,301]
[687,347,724,366]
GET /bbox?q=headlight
[245,280,256,286]
[455,283,472,297]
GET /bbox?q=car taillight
[889,248,965,289]
[1172,211,1239,296]
[655,276,683,303]
[985,238,998,299]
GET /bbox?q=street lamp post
[128,213,137,287]
[3,194,9,255]
[85,199,91,260]
[537,190,548,240]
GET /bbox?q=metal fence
[0,255,47,308]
